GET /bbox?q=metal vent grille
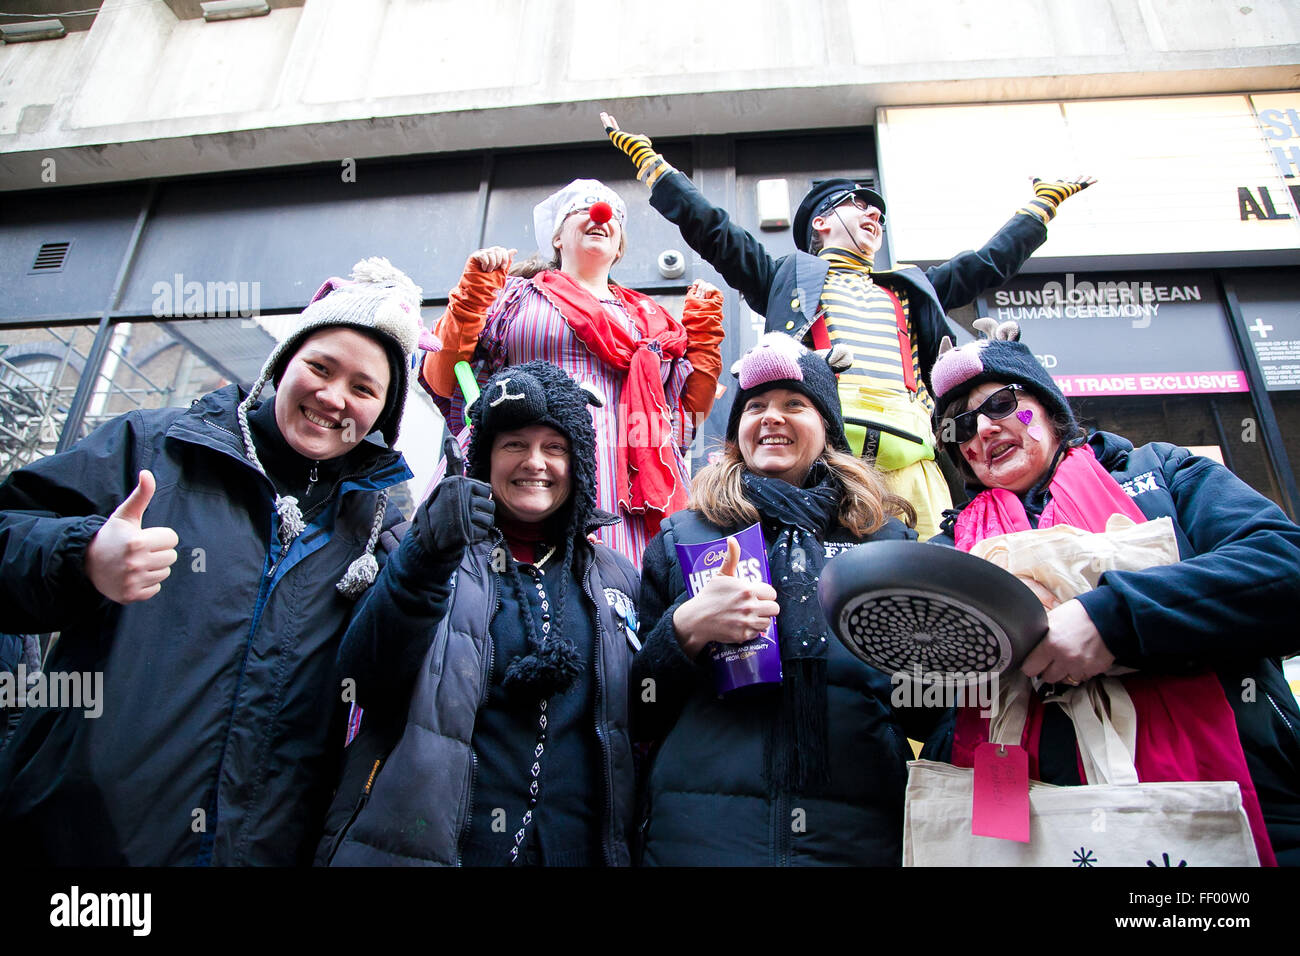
[31,242,71,272]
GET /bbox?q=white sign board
[877,94,1300,262]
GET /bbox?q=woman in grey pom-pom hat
[0,257,423,865]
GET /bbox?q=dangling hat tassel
[336,489,389,599]
[275,494,306,544]
[237,381,307,550]
[336,552,379,598]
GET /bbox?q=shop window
[0,328,96,478]
[1070,392,1287,510]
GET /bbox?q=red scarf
[532,270,690,531]
[952,444,1277,865]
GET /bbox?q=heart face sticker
[1017,409,1033,425]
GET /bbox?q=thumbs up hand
[85,470,180,604]
[670,536,781,660]
[719,535,740,576]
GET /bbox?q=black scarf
[741,464,841,794]
[497,505,585,702]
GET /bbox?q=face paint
[1019,407,1047,441]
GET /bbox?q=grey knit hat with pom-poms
[236,256,424,598]
[252,256,423,448]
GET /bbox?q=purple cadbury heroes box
[674,522,782,696]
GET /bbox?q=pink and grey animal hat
[725,332,854,452]
[929,319,1078,461]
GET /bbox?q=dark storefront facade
[1,127,885,507]
[5,111,1298,521]
[972,268,1300,520]
[879,93,1300,521]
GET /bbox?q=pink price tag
[972,742,1030,843]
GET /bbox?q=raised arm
[336,472,495,722]
[924,177,1094,312]
[0,410,163,632]
[418,248,513,400]
[678,279,725,424]
[602,112,781,313]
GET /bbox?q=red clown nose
[588,201,613,224]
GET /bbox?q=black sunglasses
[948,385,1023,444]
[821,190,885,225]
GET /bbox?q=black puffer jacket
[633,508,934,866]
[318,518,640,867]
[0,384,409,865]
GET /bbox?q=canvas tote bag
[902,675,1260,866]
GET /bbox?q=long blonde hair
[689,442,916,536]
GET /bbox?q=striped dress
[445,275,694,567]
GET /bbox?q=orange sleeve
[418,257,508,398]
[679,283,725,421]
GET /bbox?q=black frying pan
[818,541,1048,685]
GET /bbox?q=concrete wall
[2,0,1298,189]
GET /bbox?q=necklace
[510,562,553,865]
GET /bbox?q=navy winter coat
[934,431,1300,865]
[318,519,640,866]
[0,384,410,865]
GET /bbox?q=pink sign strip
[1052,371,1249,397]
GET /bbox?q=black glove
[411,474,495,562]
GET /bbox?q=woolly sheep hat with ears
[725,332,855,453]
[466,360,603,530]
[236,256,424,599]
[929,317,1080,469]
[465,361,605,700]
[532,179,628,255]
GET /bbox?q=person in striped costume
[603,112,1092,539]
[421,179,725,567]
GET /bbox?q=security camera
[657,249,686,279]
